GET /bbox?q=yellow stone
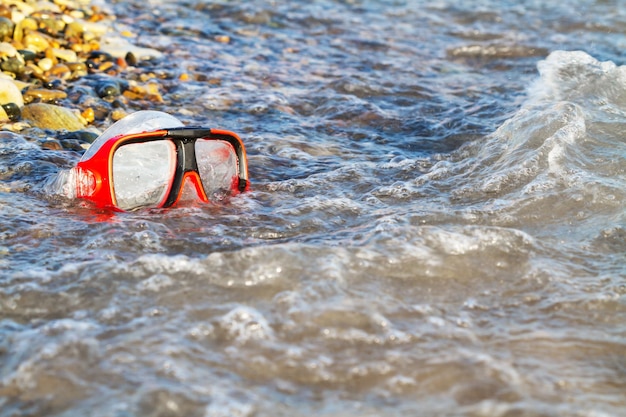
[22,103,86,131]
[0,42,17,58]
[23,88,68,102]
[13,18,38,43]
[52,47,77,62]
[23,31,50,53]
[0,106,9,123]
[81,107,94,123]
[64,21,85,39]
[0,78,24,107]
[111,109,128,121]
[38,57,53,71]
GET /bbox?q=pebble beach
[0,0,167,149]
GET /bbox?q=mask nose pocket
[177,172,208,204]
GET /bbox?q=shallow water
[1,1,625,416]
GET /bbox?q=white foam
[218,305,274,343]
[136,273,174,292]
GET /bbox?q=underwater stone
[41,138,63,150]
[58,130,99,143]
[96,80,121,98]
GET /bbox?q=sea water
[0,1,625,416]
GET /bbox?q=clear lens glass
[112,140,176,210]
[195,139,239,201]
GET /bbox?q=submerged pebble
[95,80,121,98]
[40,138,62,150]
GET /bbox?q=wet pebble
[0,17,13,40]
[21,103,86,131]
[125,51,137,66]
[74,92,111,121]
[38,57,54,71]
[52,47,77,62]
[60,138,85,150]
[67,61,88,78]
[123,81,163,102]
[0,41,17,57]
[96,80,121,98]
[49,63,72,79]
[23,31,50,53]
[0,56,24,75]
[13,18,38,43]
[43,79,64,90]
[64,21,85,40]
[0,79,24,107]
[40,138,62,150]
[58,130,99,144]
[40,18,65,36]
[24,63,44,80]
[81,107,94,123]
[86,50,114,71]
[23,88,68,103]
[2,103,21,121]
[18,49,37,62]
[0,105,8,123]
[111,108,128,121]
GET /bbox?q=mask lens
[195,139,239,201]
[112,140,176,210]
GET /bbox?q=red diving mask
[71,111,249,211]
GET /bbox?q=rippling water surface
[1,1,625,416]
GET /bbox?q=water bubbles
[218,305,274,344]
[136,273,174,292]
[204,391,255,417]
